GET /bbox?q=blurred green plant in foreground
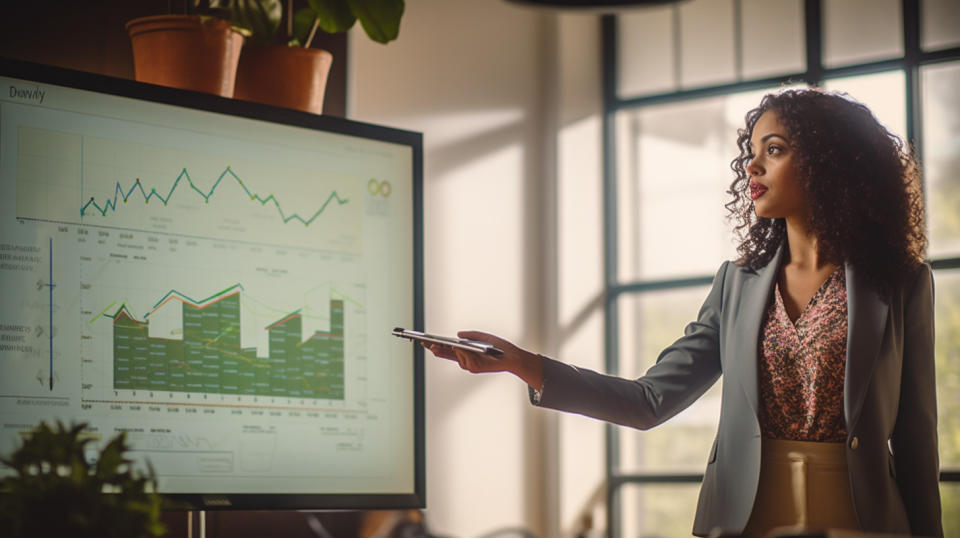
[0,421,170,538]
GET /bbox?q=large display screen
[0,59,423,509]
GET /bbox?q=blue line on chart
[47,237,55,390]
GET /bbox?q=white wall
[349,2,604,536]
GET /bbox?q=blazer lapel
[844,263,889,430]
[733,247,783,418]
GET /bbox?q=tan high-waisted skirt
[742,438,860,538]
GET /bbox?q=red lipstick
[750,182,768,200]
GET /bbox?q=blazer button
[850,436,859,450]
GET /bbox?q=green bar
[164,338,186,391]
[253,354,271,395]
[147,338,170,391]
[300,338,320,399]
[113,292,347,400]
[328,300,345,399]
[182,302,206,392]
[113,311,140,390]
[217,294,242,393]
[237,348,257,394]
[199,300,222,393]
[268,313,301,397]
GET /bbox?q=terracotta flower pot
[234,45,333,114]
[126,15,244,97]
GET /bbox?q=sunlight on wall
[419,129,532,538]
[404,110,527,152]
[554,11,606,535]
[558,116,603,326]
[425,368,527,532]
[557,312,606,536]
[427,143,527,336]
[557,113,605,536]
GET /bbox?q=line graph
[16,126,364,250]
[80,167,349,228]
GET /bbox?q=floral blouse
[758,267,848,442]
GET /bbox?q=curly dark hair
[726,88,927,297]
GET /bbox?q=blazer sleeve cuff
[527,355,583,409]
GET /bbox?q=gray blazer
[532,248,942,536]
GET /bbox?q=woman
[424,89,942,537]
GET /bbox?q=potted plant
[126,1,246,97]
[230,0,405,114]
[0,421,171,538]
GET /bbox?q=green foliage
[220,0,404,47]
[0,421,168,538]
[306,0,356,36]
[187,0,235,20]
[229,0,284,44]
[343,0,404,44]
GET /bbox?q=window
[603,0,960,535]
[922,61,960,258]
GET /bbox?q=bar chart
[110,285,345,399]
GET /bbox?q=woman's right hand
[422,330,544,391]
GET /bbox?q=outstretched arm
[424,261,729,431]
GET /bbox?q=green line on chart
[80,166,349,226]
